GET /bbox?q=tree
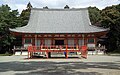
[27,2,32,9]
[101,4,120,52]
[88,7,102,26]
[10,2,32,50]
[0,5,21,53]
[88,4,120,52]
[20,2,32,26]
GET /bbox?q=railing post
[76,45,78,50]
[28,46,30,59]
[30,46,32,58]
[66,45,68,58]
[46,46,48,59]
[81,45,87,59]
[28,46,32,59]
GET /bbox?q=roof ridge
[31,8,88,11]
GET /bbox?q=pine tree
[0,5,21,53]
[20,2,32,26]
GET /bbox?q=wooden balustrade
[28,45,87,59]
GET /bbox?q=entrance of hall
[55,40,64,45]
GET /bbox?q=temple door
[35,39,41,47]
[68,39,74,47]
[45,39,51,47]
[78,39,84,46]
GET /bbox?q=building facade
[10,7,107,50]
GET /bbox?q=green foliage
[88,4,120,52]
[0,52,13,56]
[20,9,30,26]
[20,2,32,26]
[88,7,102,25]
[0,3,31,54]
[27,2,33,9]
[101,4,120,52]
[0,5,21,53]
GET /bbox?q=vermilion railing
[28,45,87,59]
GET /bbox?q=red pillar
[66,45,68,58]
[81,46,87,59]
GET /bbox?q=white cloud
[30,0,67,8]
[30,0,120,9]
[1,0,26,13]
[15,4,26,13]
[0,0,120,13]
[96,0,120,9]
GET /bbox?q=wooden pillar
[75,35,78,48]
[34,34,37,46]
[82,34,85,46]
[65,34,68,45]
[94,36,97,47]
[41,35,44,45]
[51,34,54,45]
[66,45,68,58]
[65,34,68,58]
[84,34,87,46]
[22,34,24,47]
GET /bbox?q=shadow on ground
[0,61,120,75]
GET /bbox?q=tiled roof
[10,8,107,33]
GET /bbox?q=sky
[0,0,120,13]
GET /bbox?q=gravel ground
[0,55,120,75]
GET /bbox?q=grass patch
[105,49,120,56]
[0,54,12,56]
[107,52,120,56]
[0,52,13,56]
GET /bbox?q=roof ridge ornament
[64,5,69,9]
[43,6,49,9]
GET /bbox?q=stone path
[0,55,120,75]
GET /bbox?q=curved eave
[10,28,108,34]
